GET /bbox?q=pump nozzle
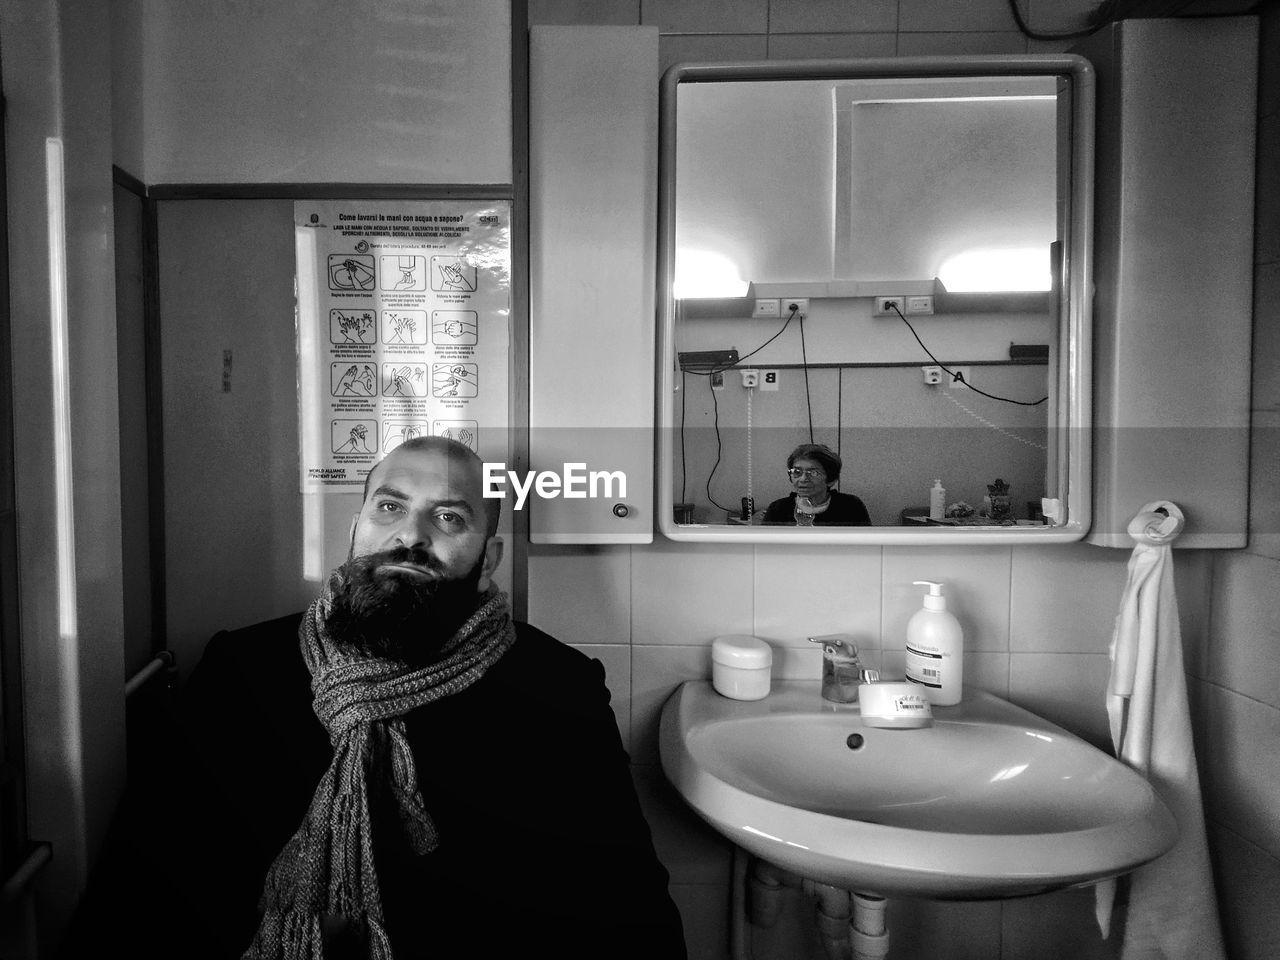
[912,580,948,610]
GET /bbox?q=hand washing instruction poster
[295,200,510,489]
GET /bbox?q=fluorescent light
[294,227,326,582]
[938,248,1051,293]
[674,249,750,299]
[47,137,86,813]
[46,138,78,642]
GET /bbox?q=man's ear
[477,535,504,592]
[347,513,360,559]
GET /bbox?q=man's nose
[394,511,434,550]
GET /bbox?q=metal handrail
[124,650,175,698]
[0,653,176,904]
[0,842,52,904]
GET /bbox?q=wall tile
[572,642,632,753]
[880,646,906,681]
[1008,652,1113,748]
[631,644,715,763]
[768,0,897,34]
[767,32,897,59]
[644,0,767,35]
[1209,551,1280,709]
[1187,676,1214,783]
[1002,885,1121,960]
[1207,823,1280,960]
[528,0,640,25]
[1248,411,1280,561]
[772,643,824,680]
[883,546,1012,652]
[1009,544,1127,654]
[1204,684,1280,858]
[896,31,1026,55]
[658,32,769,70]
[1175,549,1214,680]
[631,541,754,645]
[632,764,732,886]
[965,650,1010,697]
[528,544,631,644]
[899,0,1016,33]
[752,544,881,649]
[668,882,732,960]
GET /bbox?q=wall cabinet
[1078,17,1257,548]
[528,26,658,543]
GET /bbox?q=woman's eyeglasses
[787,467,825,480]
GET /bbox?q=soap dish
[859,681,933,728]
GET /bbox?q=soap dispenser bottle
[929,479,946,520]
[905,580,964,705]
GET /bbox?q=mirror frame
[656,55,1094,544]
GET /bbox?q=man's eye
[435,511,465,528]
[375,500,404,514]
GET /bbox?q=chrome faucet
[808,635,878,703]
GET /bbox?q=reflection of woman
[763,443,871,526]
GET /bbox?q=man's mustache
[350,546,446,578]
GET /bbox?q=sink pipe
[736,849,890,960]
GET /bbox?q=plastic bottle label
[905,646,942,688]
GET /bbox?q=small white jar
[711,635,773,700]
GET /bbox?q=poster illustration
[295,200,510,489]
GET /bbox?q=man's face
[333,445,502,660]
[349,444,500,589]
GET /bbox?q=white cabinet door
[529,26,658,543]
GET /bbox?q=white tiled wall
[527,1,1275,957]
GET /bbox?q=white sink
[659,680,1177,898]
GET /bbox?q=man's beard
[325,546,486,665]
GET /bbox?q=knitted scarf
[243,571,518,960]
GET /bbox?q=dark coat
[763,490,872,526]
[65,615,686,959]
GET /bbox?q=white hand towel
[1095,501,1226,959]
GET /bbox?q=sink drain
[846,733,865,750]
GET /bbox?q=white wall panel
[141,0,511,185]
[528,26,658,543]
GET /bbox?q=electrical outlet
[753,298,781,318]
[948,366,971,389]
[783,298,809,316]
[741,369,759,388]
[906,295,934,315]
[760,369,779,392]
[922,365,943,385]
[873,296,905,317]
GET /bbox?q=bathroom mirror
[656,56,1094,544]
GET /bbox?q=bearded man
[67,437,685,960]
